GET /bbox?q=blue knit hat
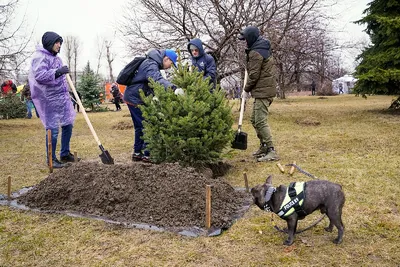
[165,49,178,67]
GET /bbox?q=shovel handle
[238,70,249,128]
[66,74,102,146]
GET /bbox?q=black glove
[55,66,69,78]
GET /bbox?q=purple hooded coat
[29,32,75,129]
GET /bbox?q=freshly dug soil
[18,162,250,229]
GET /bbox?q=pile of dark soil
[18,162,250,229]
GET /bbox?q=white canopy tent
[332,75,358,94]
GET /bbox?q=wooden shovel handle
[66,74,102,146]
[238,70,248,128]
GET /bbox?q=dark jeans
[45,124,73,161]
[127,104,149,156]
[26,100,39,118]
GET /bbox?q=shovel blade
[99,150,114,164]
[232,131,247,150]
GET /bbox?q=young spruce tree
[140,63,234,165]
[77,62,102,111]
[0,94,26,119]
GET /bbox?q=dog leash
[272,213,326,234]
[284,163,318,179]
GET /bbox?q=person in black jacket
[111,83,122,111]
[311,80,316,95]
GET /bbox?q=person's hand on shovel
[55,65,69,78]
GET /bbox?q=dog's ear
[250,187,257,196]
[265,175,273,185]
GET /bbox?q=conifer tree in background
[354,0,400,109]
[0,94,26,119]
[77,62,103,111]
[140,64,234,165]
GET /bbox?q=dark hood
[187,38,205,58]
[248,37,271,59]
[42,31,63,55]
[240,26,260,48]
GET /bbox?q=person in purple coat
[29,31,79,168]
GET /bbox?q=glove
[174,88,185,96]
[241,91,250,99]
[55,66,69,78]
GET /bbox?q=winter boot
[252,143,269,157]
[257,147,280,162]
[61,152,81,163]
[49,158,69,168]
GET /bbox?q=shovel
[232,70,248,150]
[66,74,114,164]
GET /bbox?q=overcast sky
[19,0,127,75]
[18,0,371,76]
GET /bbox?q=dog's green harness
[277,182,307,218]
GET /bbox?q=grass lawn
[1,95,399,266]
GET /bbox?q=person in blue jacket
[123,49,179,162]
[187,38,217,89]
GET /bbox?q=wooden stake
[74,151,78,163]
[47,129,53,173]
[289,161,296,175]
[7,175,11,200]
[276,163,285,173]
[243,172,249,192]
[205,185,212,229]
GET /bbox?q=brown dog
[251,175,345,245]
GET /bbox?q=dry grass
[1,96,399,266]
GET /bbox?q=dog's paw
[324,227,333,232]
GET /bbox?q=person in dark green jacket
[238,26,279,162]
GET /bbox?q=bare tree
[104,40,115,82]
[95,35,105,75]
[0,0,34,83]
[62,35,81,86]
[119,0,340,97]
[73,37,80,85]
[63,36,74,72]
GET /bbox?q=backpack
[116,56,146,86]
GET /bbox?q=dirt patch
[17,162,250,230]
[112,121,133,130]
[295,118,321,126]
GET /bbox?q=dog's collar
[263,186,276,212]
